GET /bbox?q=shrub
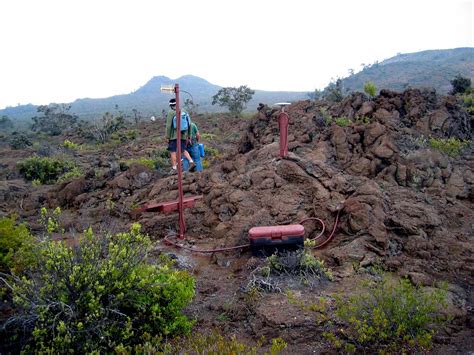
[9,133,32,150]
[3,223,195,353]
[31,104,78,136]
[18,155,75,184]
[173,332,287,354]
[245,250,332,293]
[0,216,35,274]
[152,148,170,170]
[460,89,474,114]
[122,157,156,170]
[450,74,471,95]
[428,137,470,157]
[330,276,448,353]
[62,139,81,150]
[364,81,377,98]
[56,166,84,184]
[334,117,352,127]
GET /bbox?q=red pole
[174,84,186,239]
[278,108,289,158]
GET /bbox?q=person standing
[183,121,203,172]
[166,98,196,173]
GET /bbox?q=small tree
[184,98,199,115]
[212,85,255,115]
[0,115,13,130]
[88,112,125,144]
[450,75,471,95]
[31,104,78,136]
[323,79,345,103]
[131,108,141,126]
[364,81,377,98]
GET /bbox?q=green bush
[364,81,377,98]
[0,216,35,274]
[17,155,75,184]
[9,133,32,150]
[330,276,447,353]
[428,137,470,157]
[56,166,84,184]
[334,117,352,127]
[171,332,287,355]
[62,139,81,150]
[122,156,157,170]
[4,223,195,353]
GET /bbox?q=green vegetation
[246,251,333,294]
[31,104,78,136]
[212,85,255,115]
[62,139,81,150]
[86,112,126,144]
[428,137,470,157]
[122,156,157,170]
[324,78,345,103]
[355,116,371,124]
[334,117,352,127]
[3,223,195,353]
[266,250,333,281]
[56,166,84,184]
[0,115,13,130]
[18,155,75,184]
[327,276,448,353]
[450,74,471,95]
[110,129,140,143]
[0,216,35,274]
[364,81,377,98]
[9,132,32,150]
[174,332,287,354]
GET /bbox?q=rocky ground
[1,88,473,353]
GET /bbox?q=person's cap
[169,98,176,106]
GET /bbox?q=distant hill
[1,75,309,123]
[340,47,473,94]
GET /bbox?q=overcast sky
[0,0,472,109]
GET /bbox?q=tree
[450,75,471,95]
[0,115,13,130]
[184,98,199,115]
[31,104,77,136]
[323,79,345,103]
[212,85,255,115]
[88,112,125,144]
[131,108,141,126]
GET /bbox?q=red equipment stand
[134,83,201,240]
[278,110,289,158]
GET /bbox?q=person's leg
[183,149,193,163]
[170,152,177,167]
[181,140,196,171]
[167,140,178,172]
[182,149,190,171]
[190,144,202,171]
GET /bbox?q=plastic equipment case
[248,224,305,256]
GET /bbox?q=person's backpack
[172,111,190,131]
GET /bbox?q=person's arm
[165,112,173,139]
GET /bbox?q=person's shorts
[167,139,187,152]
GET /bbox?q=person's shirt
[190,122,200,145]
[165,109,191,140]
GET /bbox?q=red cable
[305,209,341,249]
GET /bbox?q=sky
[0,0,472,109]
